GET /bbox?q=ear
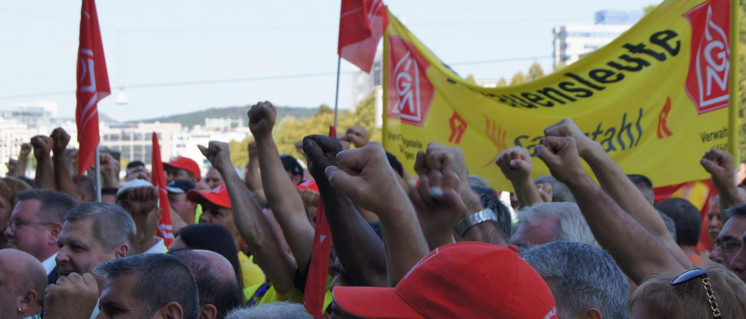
[18,288,39,314]
[199,304,218,319]
[48,223,62,242]
[114,244,130,258]
[157,301,185,319]
[581,308,602,319]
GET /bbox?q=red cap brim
[333,286,424,319]
[186,189,231,209]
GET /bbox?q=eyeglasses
[670,268,722,319]
[5,219,54,232]
[712,238,742,254]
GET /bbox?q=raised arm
[244,141,268,207]
[495,147,543,207]
[327,143,429,286]
[31,135,55,190]
[199,141,296,292]
[537,136,685,283]
[701,148,744,210]
[13,143,31,177]
[303,135,387,287]
[544,118,691,268]
[249,101,315,272]
[51,128,77,199]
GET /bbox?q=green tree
[510,71,528,85]
[465,74,477,84]
[528,62,545,81]
[496,77,508,87]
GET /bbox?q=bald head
[0,249,46,318]
[170,249,242,319]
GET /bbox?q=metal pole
[95,145,102,202]
[333,56,341,128]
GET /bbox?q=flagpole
[95,145,102,202]
[333,56,341,128]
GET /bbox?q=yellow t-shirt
[243,278,333,311]
[238,252,266,289]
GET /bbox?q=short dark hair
[655,198,701,246]
[280,154,303,177]
[16,189,78,223]
[628,174,655,205]
[127,161,146,169]
[64,202,136,252]
[170,250,242,318]
[385,151,404,177]
[724,203,746,220]
[95,254,199,319]
[176,224,243,287]
[471,185,511,240]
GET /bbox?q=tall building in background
[351,48,383,128]
[552,10,643,70]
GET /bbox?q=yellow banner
[383,0,738,191]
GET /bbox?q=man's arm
[544,118,692,268]
[199,141,296,292]
[495,147,543,207]
[537,136,685,283]
[249,101,315,272]
[51,128,77,199]
[244,141,268,207]
[31,135,55,190]
[701,148,744,210]
[13,143,31,177]
[303,135,388,287]
[327,143,429,286]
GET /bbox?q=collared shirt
[42,252,58,275]
[142,237,167,254]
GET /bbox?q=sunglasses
[670,268,722,319]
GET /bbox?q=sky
[0,0,660,122]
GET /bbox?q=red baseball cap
[333,242,557,319]
[163,156,201,181]
[187,185,231,209]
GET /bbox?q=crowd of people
[2,101,746,318]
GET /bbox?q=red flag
[338,0,388,73]
[76,0,110,179]
[303,124,337,318]
[151,132,174,246]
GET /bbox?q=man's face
[97,274,147,319]
[708,200,723,242]
[730,232,746,282]
[166,168,192,183]
[3,199,55,260]
[710,216,746,266]
[205,169,224,190]
[168,193,195,225]
[0,195,12,237]
[510,215,559,247]
[198,204,240,247]
[56,218,117,276]
[125,166,150,182]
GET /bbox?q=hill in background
[127,104,318,129]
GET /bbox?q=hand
[701,148,735,189]
[247,140,258,159]
[536,136,585,185]
[303,135,343,184]
[536,182,553,202]
[299,189,320,207]
[19,143,32,157]
[51,127,71,154]
[326,143,408,216]
[293,141,306,158]
[421,143,469,183]
[199,141,232,174]
[409,156,466,245]
[44,273,99,319]
[5,159,16,175]
[343,126,370,148]
[124,186,158,216]
[495,147,533,182]
[31,135,54,159]
[248,101,277,138]
[543,118,598,157]
[100,153,119,174]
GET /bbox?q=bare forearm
[14,154,28,177]
[378,201,429,286]
[511,178,543,207]
[255,135,314,270]
[220,165,296,291]
[567,173,685,283]
[53,151,77,198]
[716,183,743,210]
[35,156,55,190]
[583,146,691,268]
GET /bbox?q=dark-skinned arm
[701,148,744,210]
[249,101,315,272]
[199,141,296,293]
[303,135,387,287]
[51,128,77,199]
[537,136,685,284]
[31,135,55,190]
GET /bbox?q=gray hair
[64,202,136,253]
[521,242,629,319]
[225,302,312,319]
[534,175,575,202]
[95,254,199,319]
[16,189,78,223]
[517,202,597,246]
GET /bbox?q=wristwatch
[455,208,497,237]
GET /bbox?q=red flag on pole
[76,0,110,180]
[303,125,337,318]
[151,132,174,246]
[338,0,388,73]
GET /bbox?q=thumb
[197,144,209,157]
[325,166,360,199]
[535,144,556,167]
